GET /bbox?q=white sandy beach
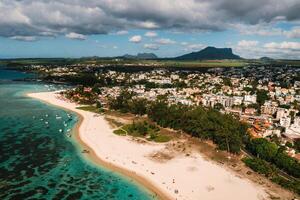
[28,91,270,200]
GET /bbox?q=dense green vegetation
[113,129,127,136]
[295,139,300,152]
[108,90,152,115]
[109,91,247,153]
[109,90,300,193]
[149,134,171,143]
[242,157,300,195]
[242,157,276,177]
[173,47,240,60]
[256,89,270,106]
[148,98,247,153]
[76,106,103,114]
[245,138,300,178]
[113,121,171,143]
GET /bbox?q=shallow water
[0,68,155,200]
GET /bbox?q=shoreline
[72,109,169,200]
[28,91,272,200]
[27,92,169,200]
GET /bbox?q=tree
[129,98,148,115]
[92,84,102,94]
[294,139,300,152]
[214,103,224,111]
[247,138,278,162]
[257,90,269,105]
[274,151,300,178]
[223,77,232,86]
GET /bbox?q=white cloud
[180,42,204,51]
[235,23,283,36]
[234,41,300,59]
[236,23,300,39]
[155,38,176,45]
[144,43,159,50]
[144,31,157,37]
[65,32,86,40]
[0,0,299,39]
[10,36,37,41]
[284,27,300,38]
[114,30,129,35]
[137,21,159,29]
[237,40,259,48]
[180,42,188,46]
[129,35,142,43]
[264,42,300,50]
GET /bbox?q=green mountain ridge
[122,53,158,59]
[173,46,241,60]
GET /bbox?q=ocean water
[0,67,155,200]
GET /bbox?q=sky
[0,0,300,59]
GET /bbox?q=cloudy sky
[0,0,300,59]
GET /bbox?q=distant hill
[173,46,241,60]
[123,53,158,60]
[259,57,274,61]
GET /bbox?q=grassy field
[76,106,103,114]
[272,60,300,66]
[161,59,248,67]
[113,121,172,143]
[1,57,299,68]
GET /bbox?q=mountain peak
[174,46,240,60]
[123,53,157,59]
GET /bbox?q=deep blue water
[0,68,155,200]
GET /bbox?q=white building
[294,117,300,127]
[276,108,289,120]
[280,117,291,128]
[233,96,243,105]
[244,94,257,105]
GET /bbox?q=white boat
[59,129,63,133]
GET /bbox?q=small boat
[45,121,49,125]
[82,149,90,154]
[40,118,44,121]
[66,133,71,137]
[56,116,62,119]
[59,129,63,133]
[45,114,48,117]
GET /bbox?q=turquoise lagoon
[0,67,155,200]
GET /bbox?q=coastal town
[22,63,300,159]
[4,62,300,199]
[2,1,300,199]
